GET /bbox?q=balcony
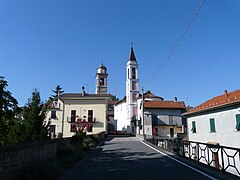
[48,101,60,109]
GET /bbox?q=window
[50,125,56,137]
[132,93,138,101]
[170,128,174,137]
[209,118,216,132]
[99,78,104,85]
[88,110,93,122]
[169,115,173,125]
[51,111,57,119]
[236,114,240,130]
[70,110,76,123]
[70,110,76,132]
[128,68,129,79]
[132,68,136,79]
[132,81,137,90]
[191,121,196,133]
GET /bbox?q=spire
[129,46,136,61]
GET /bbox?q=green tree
[50,85,64,100]
[22,89,49,142]
[0,76,18,145]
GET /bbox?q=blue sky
[0,0,240,107]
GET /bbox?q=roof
[98,63,107,70]
[144,101,186,109]
[129,47,136,61]
[114,99,126,106]
[139,91,164,100]
[60,93,114,99]
[183,90,240,116]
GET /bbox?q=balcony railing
[146,135,240,177]
[48,101,60,109]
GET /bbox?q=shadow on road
[60,136,216,180]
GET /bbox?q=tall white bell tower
[126,46,139,133]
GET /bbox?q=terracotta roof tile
[144,101,186,109]
[183,90,240,116]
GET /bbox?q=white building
[183,90,240,148]
[114,47,186,137]
[183,90,240,177]
[46,64,115,138]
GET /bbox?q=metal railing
[146,135,240,177]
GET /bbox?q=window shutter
[191,121,196,133]
[210,118,216,132]
[236,114,240,130]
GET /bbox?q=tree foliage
[0,77,51,145]
[50,85,64,100]
[22,89,50,142]
[0,76,18,145]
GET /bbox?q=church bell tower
[96,63,108,94]
[126,46,139,131]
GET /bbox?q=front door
[170,128,174,137]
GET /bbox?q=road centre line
[140,140,217,180]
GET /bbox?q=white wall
[114,102,129,131]
[45,100,64,138]
[187,107,240,148]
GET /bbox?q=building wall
[146,108,183,127]
[138,107,184,136]
[46,99,107,138]
[46,100,64,138]
[114,102,129,131]
[155,126,182,138]
[187,106,240,148]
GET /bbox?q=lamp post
[142,87,146,140]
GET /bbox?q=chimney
[174,97,178,102]
[224,90,228,97]
[82,86,85,96]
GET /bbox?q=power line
[148,0,206,84]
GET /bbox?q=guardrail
[146,135,240,177]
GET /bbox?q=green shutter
[191,121,196,133]
[210,118,216,132]
[236,114,240,130]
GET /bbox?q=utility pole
[142,87,145,140]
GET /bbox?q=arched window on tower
[128,68,130,79]
[99,78,104,85]
[132,68,136,79]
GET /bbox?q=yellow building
[46,63,115,138]
[46,89,114,138]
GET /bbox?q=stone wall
[0,140,57,177]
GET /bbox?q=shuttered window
[236,114,240,130]
[191,121,196,133]
[209,118,216,132]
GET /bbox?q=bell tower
[126,46,139,131]
[95,63,108,94]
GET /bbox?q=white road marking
[140,140,217,180]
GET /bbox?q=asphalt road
[60,136,214,180]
